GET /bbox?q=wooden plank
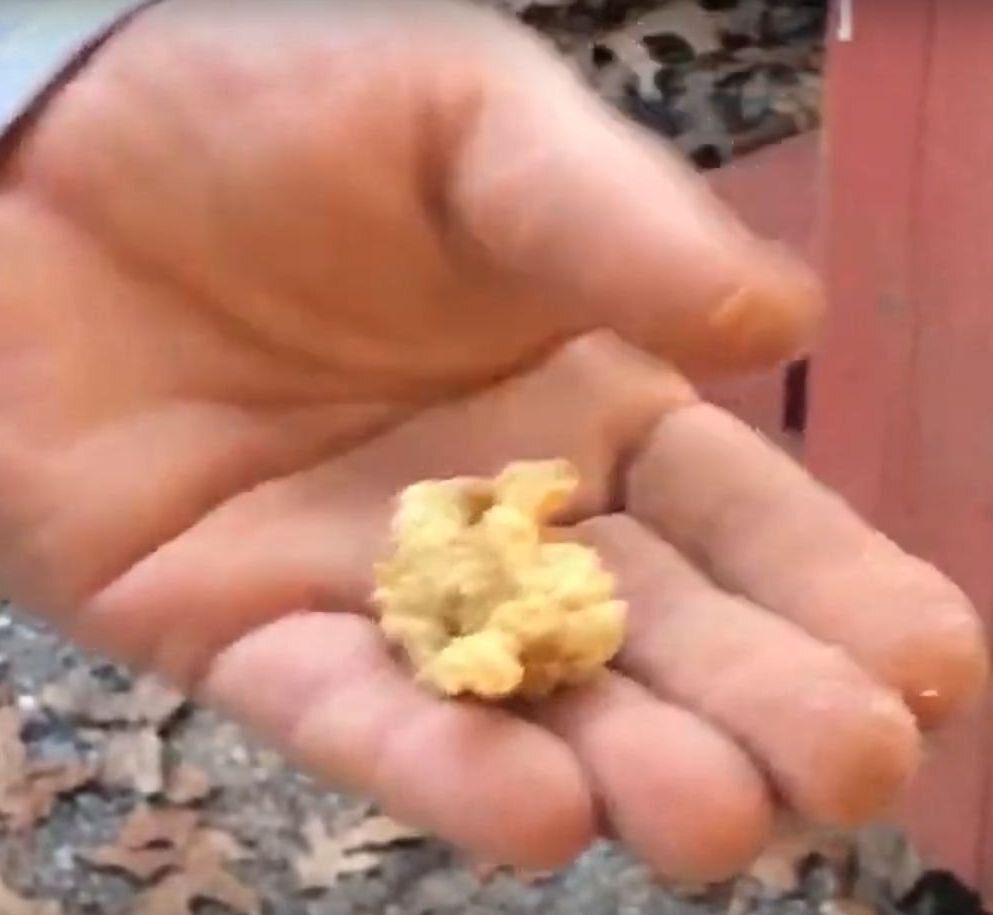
[805,1,932,525]
[807,0,993,889]
[707,131,822,270]
[899,3,993,897]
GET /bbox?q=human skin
[0,0,986,882]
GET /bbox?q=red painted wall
[807,0,993,892]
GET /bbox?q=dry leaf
[39,668,112,720]
[295,818,377,891]
[79,844,177,883]
[0,702,96,829]
[42,671,185,728]
[132,869,259,915]
[129,828,257,915]
[79,807,198,881]
[348,815,425,846]
[0,761,95,831]
[163,764,211,806]
[81,807,257,914]
[295,813,425,891]
[0,706,26,792]
[113,806,199,854]
[0,877,63,915]
[191,827,252,864]
[748,828,850,896]
[99,729,164,796]
[123,676,188,728]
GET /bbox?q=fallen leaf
[130,827,256,914]
[132,869,259,915]
[748,827,852,897]
[99,729,164,796]
[0,761,95,831]
[191,827,252,864]
[80,807,257,913]
[79,844,177,884]
[295,813,425,891]
[123,676,188,728]
[0,703,97,829]
[0,706,26,793]
[295,818,377,891]
[0,877,63,915]
[348,814,425,846]
[41,671,186,728]
[108,806,199,855]
[163,764,211,806]
[79,807,198,881]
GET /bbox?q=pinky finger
[201,611,595,869]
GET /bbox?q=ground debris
[78,807,199,880]
[79,806,259,914]
[0,878,63,915]
[129,867,260,915]
[41,670,186,729]
[98,728,165,796]
[163,764,212,806]
[746,828,850,896]
[0,707,26,793]
[1,760,95,831]
[0,704,95,830]
[295,811,426,891]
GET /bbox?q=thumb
[448,37,822,378]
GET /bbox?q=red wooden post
[807,0,993,892]
[707,132,821,273]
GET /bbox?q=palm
[0,4,579,609]
[0,0,983,882]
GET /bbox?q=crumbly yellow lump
[373,460,626,700]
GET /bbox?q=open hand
[0,0,984,881]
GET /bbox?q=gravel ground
[0,605,982,915]
[492,0,825,166]
[1,2,990,915]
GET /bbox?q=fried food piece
[373,460,626,699]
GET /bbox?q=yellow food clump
[373,460,626,700]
